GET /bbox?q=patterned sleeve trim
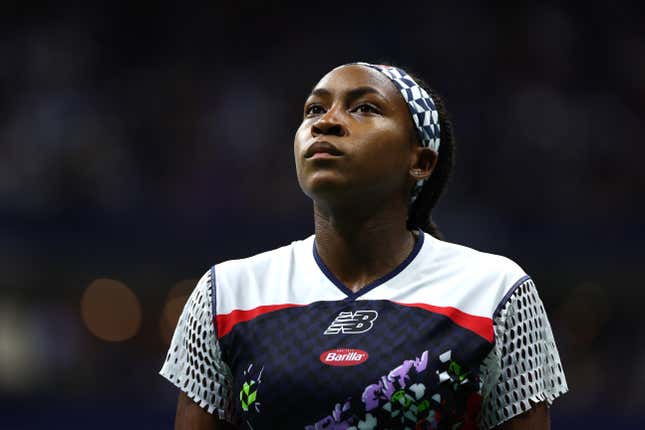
[478,278,568,429]
[159,269,236,423]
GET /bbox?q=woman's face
[294,64,420,208]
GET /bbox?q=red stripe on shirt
[216,304,305,338]
[394,302,494,342]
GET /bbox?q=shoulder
[427,232,525,280]
[209,235,319,312]
[207,234,318,326]
[214,234,315,281]
[416,231,531,316]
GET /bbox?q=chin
[299,174,353,202]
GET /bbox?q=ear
[409,146,438,181]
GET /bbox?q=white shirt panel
[359,233,527,319]
[215,236,345,316]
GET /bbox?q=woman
[160,62,568,429]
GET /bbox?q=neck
[313,200,417,293]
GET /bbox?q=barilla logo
[319,348,369,367]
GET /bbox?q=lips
[304,141,344,159]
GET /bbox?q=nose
[311,107,347,137]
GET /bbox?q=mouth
[304,140,344,159]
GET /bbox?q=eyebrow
[308,86,387,101]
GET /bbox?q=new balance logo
[323,310,379,335]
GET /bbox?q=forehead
[311,64,401,101]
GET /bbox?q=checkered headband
[351,62,440,203]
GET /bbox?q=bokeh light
[160,279,196,345]
[81,278,142,342]
[0,300,41,391]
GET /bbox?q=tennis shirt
[160,230,568,429]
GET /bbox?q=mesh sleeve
[159,270,235,423]
[478,278,568,429]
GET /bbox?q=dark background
[1,2,643,428]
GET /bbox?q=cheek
[293,123,308,171]
[348,131,412,193]
[294,121,309,149]
[362,128,411,170]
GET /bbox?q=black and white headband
[349,62,441,203]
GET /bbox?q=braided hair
[404,75,456,240]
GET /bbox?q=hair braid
[405,82,456,240]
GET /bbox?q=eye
[304,104,325,117]
[353,103,380,114]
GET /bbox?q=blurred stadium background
[1,2,643,428]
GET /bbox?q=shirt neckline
[312,228,425,300]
